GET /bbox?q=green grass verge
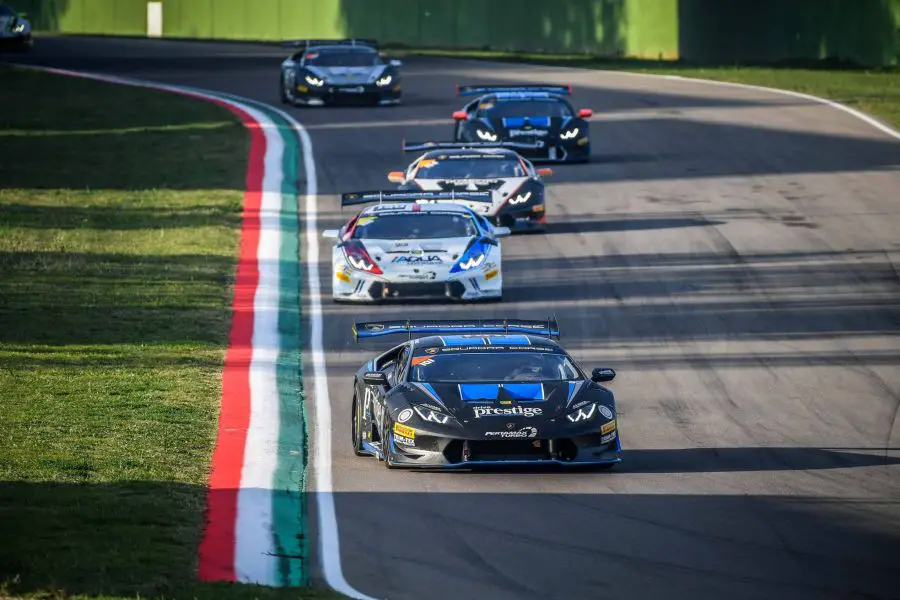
[395,48,900,130]
[0,67,337,600]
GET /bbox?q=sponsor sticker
[411,357,435,367]
[356,216,376,226]
[397,408,413,423]
[392,255,443,264]
[598,405,614,420]
[395,434,416,446]
[418,159,438,169]
[485,426,538,439]
[509,129,549,137]
[600,430,617,444]
[423,347,440,355]
[393,422,416,438]
[600,419,617,435]
[474,406,542,419]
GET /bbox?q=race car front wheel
[350,393,367,456]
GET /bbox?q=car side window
[394,346,411,383]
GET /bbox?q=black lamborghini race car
[279,39,402,106]
[389,141,552,231]
[0,4,32,51]
[350,319,622,469]
[452,85,593,163]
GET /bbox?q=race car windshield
[411,352,581,382]
[0,5,17,16]
[416,158,526,179]
[352,213,478,240]
[484,100,573,119]
[304,49,381,67]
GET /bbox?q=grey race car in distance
[0,4,32,51]
[390,141,553,232]
[279,39,402,106]
[349,319,622,469]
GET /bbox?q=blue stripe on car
[458,383,545,401]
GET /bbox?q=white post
[147,2,162,38]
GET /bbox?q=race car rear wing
[457,84,572,97]
[402,140,541,153]
[353,318,561,342]
[282,38,378,49]
[341,190,494,206]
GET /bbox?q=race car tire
[350,393,367,456]
[279,78,288,104]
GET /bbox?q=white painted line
[264,106,378,600]
[235,103,286,586]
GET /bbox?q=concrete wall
[20,0,900,66]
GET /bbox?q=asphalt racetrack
[10,37,900,600]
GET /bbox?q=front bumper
[513,139,590,163]
[292,82,401,106]
[332,264,502,302]
[384,428,622,468]
[0,33,32,50]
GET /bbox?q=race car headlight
[305,75,325,87]
[566,402,615,424]
[13,23,26,33]
[476,129,498,142]
[413,405,450,425]
[376,74,392,87]
[507,191,532,205]
[566,403,597,423]
[560,127,580,140]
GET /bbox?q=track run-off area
[9,36,900,600]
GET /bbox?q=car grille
[466,440,551,462]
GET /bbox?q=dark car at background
[452,84,593,163]
[279,38,402,106]
[0,4,32,51]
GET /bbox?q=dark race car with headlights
[349,319,622,469]
[279,39,402,106]
[0,4,32,51]
[388,141,552,232]
[452,84,592,163]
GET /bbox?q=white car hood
[361,236,473,278]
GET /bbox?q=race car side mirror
[591,368,616,383]
[578,108,593,119]
[389,59,403,67]
[363,371,389,386]
[387,171,405,183]
[536,168,553,177]
[492,227,512,238]
[452,111,468,121]
[322,229,339,239]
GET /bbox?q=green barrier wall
[678,0,900,66]
[21,0,900,66]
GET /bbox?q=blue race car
[452,84,593,163]
[350,319,622,469]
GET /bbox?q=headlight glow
[508,191,532,205]
[376,74,392,86]
[476,129,497,141]
[305,75,325,87]
[458,253,485,270]
[413,405,450,425]
[566,403,597,423]
[13,23,26,33]
[560,127,580,140]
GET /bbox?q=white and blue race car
[323,191,510,302]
